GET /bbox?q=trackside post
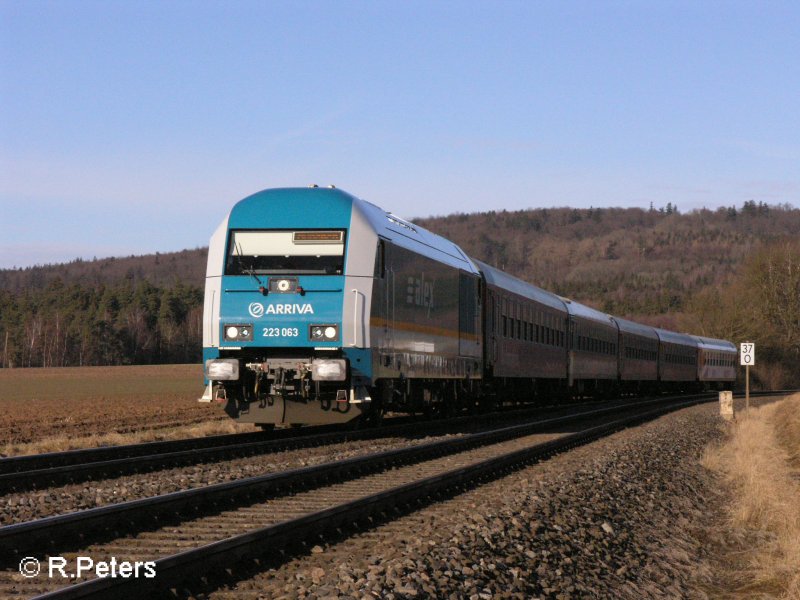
[740,342,755,411]
[719,390,734,420]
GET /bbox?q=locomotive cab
[202,187,377,426]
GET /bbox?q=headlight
[205,358,240,381]
[311,359,347,381]
[269,277,298,293]
[223,324,254,341]
[309,324,338,342]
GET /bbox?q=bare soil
[0,365,232,455]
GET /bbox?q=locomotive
[200,186,736,427]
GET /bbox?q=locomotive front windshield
[225,230,346,275]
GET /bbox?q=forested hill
[2,201,797,304]
[0,248,208,293]
[416,201,800,327]
[1,201,798,373]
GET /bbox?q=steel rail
[2,391,787,495]
[5,388,788,477]
[0,394,697,568]
[0,395,669,493]
[33,394,710,599]
[0,421,350,475]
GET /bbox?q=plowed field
[0,365,234,455]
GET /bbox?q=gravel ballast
[0,433,465,525]
[211,402,725,599]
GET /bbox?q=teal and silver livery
[201,185,736,429]
[201,186,483,427]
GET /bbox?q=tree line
[682,239,800,389]
[0,278,202,368]
[0,201,797,386]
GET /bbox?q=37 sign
[740,343,755,366]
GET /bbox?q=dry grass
[702,393,800,599]
[0,365,251,456]
[1,418,254,457]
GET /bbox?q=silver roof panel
[474,260,567,312]
[691,336,737,352]
[611,316,658,340]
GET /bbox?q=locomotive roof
[354,196,480,274]
[473,260,567,312]
[229,187,480,275]
[691,336,737,352]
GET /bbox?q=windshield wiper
[233,242,263,287]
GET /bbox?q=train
[200,186,737,427]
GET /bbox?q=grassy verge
[1,419,253,457]
[702,394,800,599]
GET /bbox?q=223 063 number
[262,327,299,338]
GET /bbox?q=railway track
[4,389,787,495]
[0,393,720,599]
[0,396,666,494]
[0,422,344,477]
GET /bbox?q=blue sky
[1,0,798,268]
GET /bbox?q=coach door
[458,273,481,359]
[567,316,576,387]
[379,240,396,355]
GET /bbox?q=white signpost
[740,342,755,410]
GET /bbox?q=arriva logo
[248,302,315,317]
[266,303,315,315]
[248,302,265,318]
